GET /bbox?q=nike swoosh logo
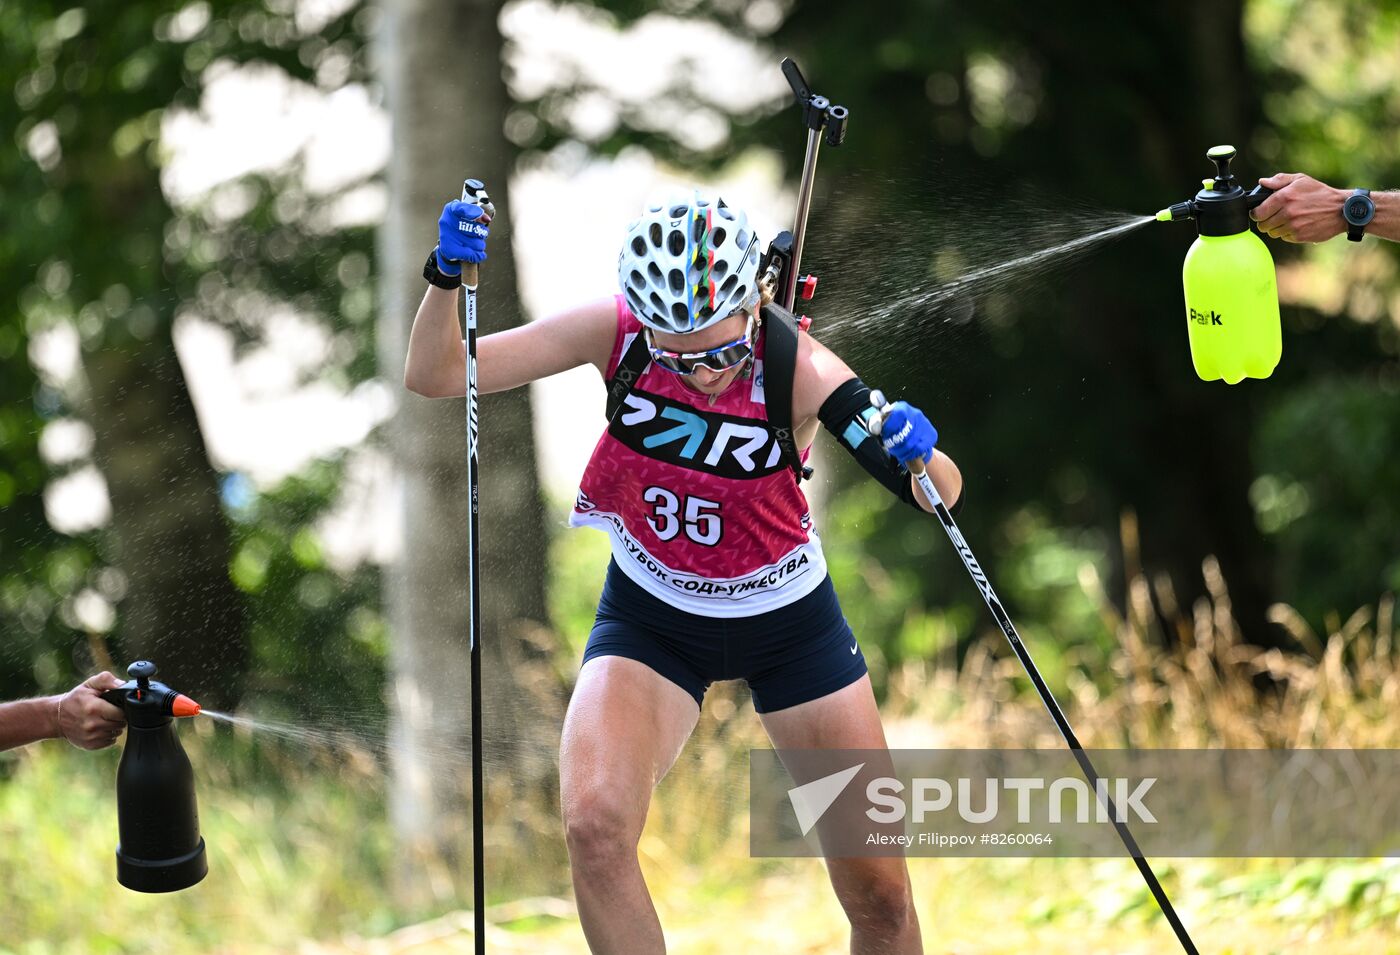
[849,643,858,655]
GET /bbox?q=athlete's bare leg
[760,674,923,954]
[561,656,701,954]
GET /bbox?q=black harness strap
[604,333,653,422]
[759,302,809,482]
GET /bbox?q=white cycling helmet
[617,190,762,335]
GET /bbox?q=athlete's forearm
[404,285,467,398]
[911,449,962,514]
[0,696,60,751]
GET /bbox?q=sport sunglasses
[647,313,756,376]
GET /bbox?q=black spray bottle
[101,660,207,892]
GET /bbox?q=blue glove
[880,401,938,467]
[437,200,490,274]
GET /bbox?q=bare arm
[0,673,125,751]
[1252,173,1400,243]
[793,332,962,513]
[404,290,618,397]
[1373,191,1400,242]
[0,696,59,751]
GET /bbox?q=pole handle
[460,178,495,287]
[865,389,931,478]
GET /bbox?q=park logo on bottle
[1188,307,1224,327]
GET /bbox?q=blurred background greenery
[2,0,1398,952]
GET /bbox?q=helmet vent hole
[670,204,688,219]
[668,269,684,294]
[631,236,647,257]
[625,289,646,315]
[717,205,735,221]
[671,302,690,327]
[692,216,706,243]
[667,229,685,256]
[650,292,666,314]
[649,223,663,248]
[736,229,748,249]
[712,227,726,247]
[630,270,645,290]
[647,262,663,282]
[718,274,739,299]
[698,303,715,321]
[712,260,728,282]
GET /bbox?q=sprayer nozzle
[171,694,201,718]
[1157,201,1196,223]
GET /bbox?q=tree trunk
[377,0,557,905]
[80,331,248,711]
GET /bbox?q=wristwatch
[1343,188,1375,242]
[423,247,462,290]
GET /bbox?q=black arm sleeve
[817,377,964,515]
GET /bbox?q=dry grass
[5,523,1398,954]
[882,517,1399,751]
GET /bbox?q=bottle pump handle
[1207,144,1237,186]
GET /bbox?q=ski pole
[460,177,493,955]
[865,391,1200,955]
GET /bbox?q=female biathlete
[405,190,962,954]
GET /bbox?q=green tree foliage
[1,2,380,707]
[0,320,91,699]
[224,458,386,726]
[1243,0,1400,628]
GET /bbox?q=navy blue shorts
[583,559,868,713]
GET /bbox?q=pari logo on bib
[612,389,787,478]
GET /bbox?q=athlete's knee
[838,866,915,934]
[563,790,643,869]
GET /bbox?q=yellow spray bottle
[1157,145,1280,384]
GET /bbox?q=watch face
[1345,196,1375,225]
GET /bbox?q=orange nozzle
[171,694,201,718]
